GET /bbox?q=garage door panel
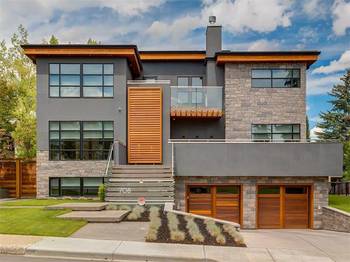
[188,193,212,217]
[285,191,309,228]
[258,197,281,228]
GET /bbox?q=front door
[128,87,162,164]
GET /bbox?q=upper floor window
[83,64,113,97]
[177,76,203,87]
[251,124,300,141]
[49,121,113,160]
[251,69,300,88]
[49,63,114,98]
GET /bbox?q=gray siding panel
[173,142,343,177]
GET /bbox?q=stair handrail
[104,142,114,177]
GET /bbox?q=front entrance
[186,185,241,223]
[128,87,162,164]
[257,185,311,229]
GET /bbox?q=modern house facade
[22,20,343,229]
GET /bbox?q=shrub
[119,205,131,211]
[223,224,245,245]
[127,205,145,220]
[145,206,162,241]
[98,184,105,202]
[216,234,226,245]
[185,216,204,243]
[170,230,185,241]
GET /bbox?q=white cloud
[247,39,280,51]
[307,73,343,95]
[201,0,292,33]
[310,126,323,140]
[303,0,327,19]
[332,0,350,36]
[0,0,165,43]
[312,50,350,74]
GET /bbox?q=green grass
[329,195,350,213]
[0,208,87,237]
[0,199,98,207]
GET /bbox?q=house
[22,18,343,229]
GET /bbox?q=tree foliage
[317,70,350,142]
[0,25,36,159]
[87,38,100,45]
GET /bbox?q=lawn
[0,199,98,207]
[329,195,350,213]
[0,208,86,237]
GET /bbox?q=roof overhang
[139,51,206,61]
[216,51,320,68]
[21,44,142,77]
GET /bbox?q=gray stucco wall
[36,57,129,149]
[225,63,307,139]
[173,142,343,177]
[171,118,224,139]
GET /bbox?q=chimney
[206,16,222,86]
[206,16,222,57]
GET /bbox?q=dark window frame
[251,69,300,88]
[49,177,105,197]
[82,63,114,98]
[49,63,114,98]
[49,121,114,161]
[251,124,301,142]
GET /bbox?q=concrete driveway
[241,229,350,262]
[71,223,350,261]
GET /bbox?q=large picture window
[49,177,105,197]
[251,124,300,141]
[49,121,113,160]
[251,69,300,88]
[49,63,114,97]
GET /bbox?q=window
[49,177,104,197]
[177,76,203,86]
[83,64,113,97]
[143,76,158,80]
[50,64,80,97]
[251,69,300,88]
[251,124,300,141]
[49,63,114,97]
[49,121,113,160]
[189,186,211,194]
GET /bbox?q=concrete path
[57,210,129,222]
[71,222,149,241]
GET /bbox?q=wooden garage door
[187,185,240,223]
[257,185,310,229]
[128,87,162,164]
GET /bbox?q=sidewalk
[0,233,345,261]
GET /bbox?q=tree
[0,25,36,159]
[87,38,100,45]
[317,70,350,142]
[49,35,59,45]
[344,141,350,180]
[306,115,310,140]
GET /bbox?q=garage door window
[189,186,210,194]
[258,186,280,194]
[285,187,307,194]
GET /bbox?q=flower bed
[145,207,246,247]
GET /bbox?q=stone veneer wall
[37,151,106,198]
[175,176,328,229]
[224,63,307,139]
[322,206,350,232]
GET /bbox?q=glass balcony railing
[170,86,223,117]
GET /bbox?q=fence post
[15,159,22,199]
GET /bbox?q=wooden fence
[0,159,36,198]
[329,182,350,196]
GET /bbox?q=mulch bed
[148,211,246,247]
[124,205,164,222]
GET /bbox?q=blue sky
[0,0,349,136]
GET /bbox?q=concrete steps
[105,165,174,204]
[57,210,130,223]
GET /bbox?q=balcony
[170,86,223,118]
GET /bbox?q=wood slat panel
[284,194,309,228]
[258,195,281,229]
[128,87,162,164]
[188,193,212,217]
[215,194,240,223]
